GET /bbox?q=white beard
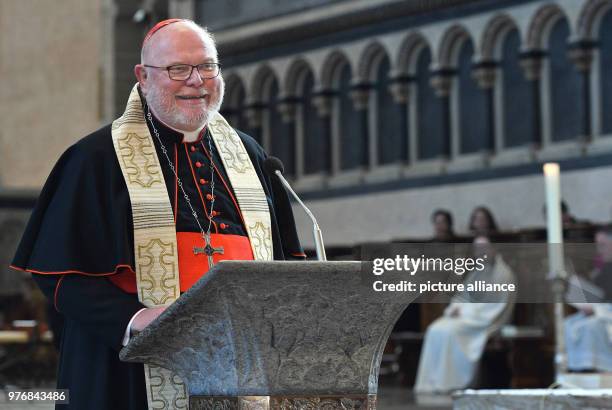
[145,78,225,131]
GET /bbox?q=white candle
[543,163,565,277]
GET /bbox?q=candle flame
[543,162,559,176]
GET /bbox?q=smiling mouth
[176,95,208,100]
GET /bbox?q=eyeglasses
[143,63,221,81]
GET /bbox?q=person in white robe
[565,304,612,371]
[414,237,515,393]
[565,228,612,372]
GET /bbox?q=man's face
[136,24,224,131]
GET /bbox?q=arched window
[264,78,295,176]
[299,70,330,174]
[457,39,490,154]
[599,9,612,134]
[375,55,406,165]
[501,28,537,147]
[416,48,446,159]
[336,63,367,170]
[548,18,584,141]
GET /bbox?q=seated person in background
[431,209,456,242]
[542,200,589,229]
[561,200,581,228]
[565,227,612,372]
[414,236,515,393]
[468,206,498,237]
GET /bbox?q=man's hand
[130,306,167,334]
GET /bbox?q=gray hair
[140,19,218,64]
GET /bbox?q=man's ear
[134,64,148,87]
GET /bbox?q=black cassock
[11,108,305,410]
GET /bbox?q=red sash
[109,233,254,293]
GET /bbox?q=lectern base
[189,394,377,409]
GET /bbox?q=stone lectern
[120,261,415,409]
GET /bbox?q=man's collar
[157,115,207,144]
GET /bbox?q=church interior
[1,0,612,408]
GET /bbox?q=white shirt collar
[154,112,206,143]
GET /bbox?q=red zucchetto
[143,18,186,45]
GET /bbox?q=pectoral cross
[193,233,224,267]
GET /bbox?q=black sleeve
[12,128,135,275]
[33,274,145,351]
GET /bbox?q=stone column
[518,50,545,81]
[349,83,372,111]
[312,90,337,174]
[429,69,454,97]
[519,50,545,147]
[472,61,497,152]
[430,69,455,157]
[311,90,335,118]
[349,83,372,167]
[568,40,597,140]
[471,61,497,90]
[277,96,299,123]
[388,75,413,162]
[567,40,596,73]
[387,75,412,104]
[277,96,300,177]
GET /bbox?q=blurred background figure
[468,206,499,237]
[542,200,587,229]
[593,228,612,297]
[414,236,516,393]
[564,227,612,372]
[561,201,578,228]
[431,209,455,242]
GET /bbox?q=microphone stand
[274,170,327,261]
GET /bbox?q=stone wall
[0,0,103,189]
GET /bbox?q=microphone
[263,157,327,261]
